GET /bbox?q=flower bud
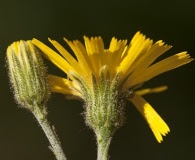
[6,40,50,111]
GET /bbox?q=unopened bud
[6,40,50,111]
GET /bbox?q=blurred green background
[0,0,195,159]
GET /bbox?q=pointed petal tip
[48,38,52,41]
[129,94,170,144]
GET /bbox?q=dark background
[0,0,194,160]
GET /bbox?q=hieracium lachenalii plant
[7,31,193,160]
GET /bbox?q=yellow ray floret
[32,39,74,76]
[130,93,170,143]
[135,86,168,96]
[48,38,81,72]
[48,74,82,98]
[118,32,152,76]
[63,38,92,75]
[32,38,93,87]
[123,51,193,90]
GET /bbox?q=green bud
[6,40,50,112]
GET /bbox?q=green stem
[96,129,112,160]
[33,106,67,160]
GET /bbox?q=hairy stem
[96,128,113,160]
[33,106,67,160]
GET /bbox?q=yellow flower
[32,32,193,143]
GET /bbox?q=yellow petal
[135,86,168,96]
[108,38,128,66]
[84,36,104,55]
[48,38,92,80]
[48,74,82,98]
[118,32,153,80]
[83,36,104,77]
[32,38,73,75]
[133,40,172,71]
[129,93,170,143]
[48,38,79,67]
[144,52,193,80]
[63,38,92,77]
[124,51,193,89]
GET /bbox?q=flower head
[32,32,193,143]
[6,40,50,112]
